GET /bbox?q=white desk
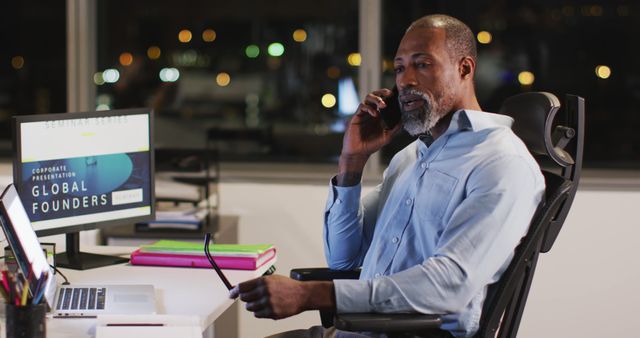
[40,245,274,338]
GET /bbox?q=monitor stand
[55,232,129,270]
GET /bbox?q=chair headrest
[498,92,574,167]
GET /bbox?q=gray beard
[401,92,442,136]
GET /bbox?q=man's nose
[397,67,418,91]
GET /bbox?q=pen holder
[5,303,46,338]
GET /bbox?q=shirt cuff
[334,279,373,313]
[325,175,362,212]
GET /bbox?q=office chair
[291,92,585,338]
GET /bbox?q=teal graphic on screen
[19,152,151,222]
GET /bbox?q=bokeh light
[347,53,361,66]
[147,46,161,60]
[517,71,535,85]
[93,72,105,85]
[119,52,133,66]
[159,68,180,82]
[216,72,231,86]
[327,66,341,79]
[268,42,285,57]
[202,29,217,42]
[595,65,611,79]
[178,29,192,43]
[477,31,492,44]
[321,94,337,108]
[245,45,260,58]
[11,56,24,69]
[293,29,307,42]
[102,69,120,83]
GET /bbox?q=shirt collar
[419,109,513,146]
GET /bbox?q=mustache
[400,88,428,99]
[399,89,431,112]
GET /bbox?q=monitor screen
[11,108,155,269]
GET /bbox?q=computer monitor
[12,108,155,270]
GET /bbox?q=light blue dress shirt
[324,109,545,337]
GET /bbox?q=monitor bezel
[12,108,155,237]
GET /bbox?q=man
[231,14,545,338]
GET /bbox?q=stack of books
[130,240,276,270]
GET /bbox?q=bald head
[407,14,477,63]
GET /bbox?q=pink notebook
[130,248,276,270]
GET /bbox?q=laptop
[0,183,157,317]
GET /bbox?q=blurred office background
[2,0,639,168]
[1,1,639,337]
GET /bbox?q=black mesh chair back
[476,92,584,338]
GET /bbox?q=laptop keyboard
[56,287,106,311]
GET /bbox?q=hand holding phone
[379,86,401,129]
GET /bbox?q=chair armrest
[290,268,361,281]
[334,313,442,332]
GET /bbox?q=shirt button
[405,198,412,205]
[336,198,342,205]
[421,162,427,169]
[392,237,399,244]
[374,273,381,278]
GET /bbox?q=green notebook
[139,240,274,257]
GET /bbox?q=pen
[20,278,29,305]
[204,233,234,290]
[1,270,10,295]
[0,278,9,303]
[11,274,21,305]
[33,271,48,305]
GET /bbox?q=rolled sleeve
[334,279,373,313]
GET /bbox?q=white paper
[96,314,202,338]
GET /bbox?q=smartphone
[379,86,401,129]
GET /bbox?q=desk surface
[33,245,273,338]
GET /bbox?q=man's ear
[459,56,475,80]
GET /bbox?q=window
[381,0,640,168]
[96,0,359,162]
[0,0,66,148]
[5,1,638,169]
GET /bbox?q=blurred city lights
[96,93,112,106]
[293,29,307,42]
[159,68,180,82]
[93,72,105,85]
[590,5,603,16]
[119,52,133,66]
[517,71,535,85]
[382,59,394,72]
[216,72,231,86]
[327,66,341,79]
[178,29,192,43]
[321,93,337,108]
[347,53,361,66]
[11,56,24,69]
[245,45,260,58]
[202,29,217,42]
[147,46,161,60]
[102,69,120,83]
[595,65,611,79]
[477,31,492,44]
[267,43,285,57]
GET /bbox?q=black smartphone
[379,86,401,129]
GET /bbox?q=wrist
[302,281,336,312]
[337,154,368,186]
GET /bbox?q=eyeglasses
[204,232,233,290]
